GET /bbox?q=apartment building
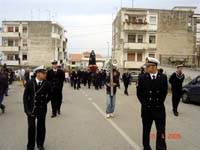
[112,6,197,69]
[0,21,67,67]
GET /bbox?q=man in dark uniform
[0,69,8,114]
[47,60,65,118]
[87,71,92,89]
[137,57,168,150]
[169,65,184,116]
[122,69,131,96]
[23,66,51,150]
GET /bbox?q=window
[137,53,142,62]
[138,35,143,43]
[22,54,27,61]
[8,40,14,46]
[7,27,14,32]
[72,61,76,65]
[150,16,157,25]
[15,27,19,32]
[23,39,28,47]
[7,55,14,60]
[128,35,136,43]
[149,53,155,58]
[7,54,18,60]
[197,18,200,23]
[15,55,19,60]
[23,26,28,33]
[127,53,135,61]
[149,35,156,44]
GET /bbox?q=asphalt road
[0,81,200,150]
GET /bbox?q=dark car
[130,71,139,82]
[182,76,200,103]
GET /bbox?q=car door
[189,76,200,102]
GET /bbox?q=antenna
[132,0,134,8]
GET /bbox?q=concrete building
[0,21,67,67]
[193,14,200,66]
[112,6,197,70]
[68,51,106,70]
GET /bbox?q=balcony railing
[0,32,20,38]
[0,46,19,52]
[124,42,156,50]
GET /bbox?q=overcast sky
[0,0,200,56]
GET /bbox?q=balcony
[1,60,19,66]
[124,42,156,50]
[124,61,144,69]
[0,46,19,52]
[0,32,20,38]
[51,33,61,39]
[123,23,148,31]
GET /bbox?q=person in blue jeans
[105,69,120,118]
[0,70,8,114]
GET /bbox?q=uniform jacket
[47,69,65,92]
[23,79,51,116]
[137,72,168,113]
[0,73,8,95]
[122,72,131,85]
[169,72,184,92]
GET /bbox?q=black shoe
[51,114,56,118]
[173,111,179,116]
[1,105,5,113]
[2,107,5,114]
[38,146,45,150]
[58,111,61,115]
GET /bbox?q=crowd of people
[0,56,186,150]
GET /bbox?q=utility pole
[107,42,110,59]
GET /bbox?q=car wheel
[182,92,190,103]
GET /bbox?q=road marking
[85,94,88,97]
[92,102,141,150]
[88,98,92,101]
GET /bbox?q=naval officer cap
[176,64,184,68]
[51,60,58,64]
[33,66,46,73]
[144,57,160,67]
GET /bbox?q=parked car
[130,71,139,82]
[182,76,200,103]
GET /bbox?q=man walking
[23,66,51,150]
[0,69,8,114]
[122,69,131,96]
[105,69,120,118]
[137,57,168,150]
[47,60,65,118]
[169,65,185,116]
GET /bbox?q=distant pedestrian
[169,64,185,116]
[122,69,131,96]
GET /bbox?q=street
[0,81,200,150]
